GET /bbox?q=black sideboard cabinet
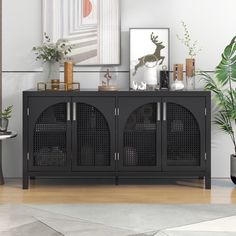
[23,90,211,189]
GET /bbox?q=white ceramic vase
[43,61,60,81]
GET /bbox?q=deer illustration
[132,32,165,76]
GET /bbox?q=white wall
[2,0,236,177]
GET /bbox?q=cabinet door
[162,97,206,171]
[118,97,161,171]
[28,97,71,171]
[72,97,116,171]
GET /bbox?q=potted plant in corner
[200,36,236,184]
[0,105,13,133]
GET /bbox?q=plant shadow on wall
[200,36,236,184]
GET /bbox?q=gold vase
[64,61,74,90]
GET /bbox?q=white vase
[43,61,60,81]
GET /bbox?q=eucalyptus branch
[32,33,73,63]
[177,21,201,58]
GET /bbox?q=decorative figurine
[160,65,169,90]
[138,81,147,90]
[98,69,117,91]
[132,81,138,90]
[104,69,112,85]
[132,81,147,91]
[171,64,185,91]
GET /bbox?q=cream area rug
[0,204,236,235]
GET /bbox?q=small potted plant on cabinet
[0,105,13,133]
[200,36,236,184]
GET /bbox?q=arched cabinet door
[71,97,116,171]
[162,97,206,171]
[118,97,162,171]
[28,97,71,171]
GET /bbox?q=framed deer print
[130,28,169,90]
[43,0,120,65]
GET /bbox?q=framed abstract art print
[43,0,120,65]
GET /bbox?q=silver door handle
[73,102,77,121]
[163,102,166,121]
[67,102,70,121]
[157,102,161,121]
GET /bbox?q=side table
[0,131,17,185]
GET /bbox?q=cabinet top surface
[23,89,210,97]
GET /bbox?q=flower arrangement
[32,33,72,63]
[176,21,201,58]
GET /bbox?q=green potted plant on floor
[200,36,236,184]
[0,105,13,132]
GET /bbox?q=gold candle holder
[64,61,74,90]
[51,79,60,90]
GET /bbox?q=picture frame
[43,0,121,66]
[130,28,170,90]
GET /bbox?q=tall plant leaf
[216,36,236,85]
[200,35,236,154]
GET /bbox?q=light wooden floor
[0,178,235,204]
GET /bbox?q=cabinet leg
[23,175,29,189]
[115,176,119,185]
[0,168,4,185]
[205,175,211,189]
[0,150,4,185]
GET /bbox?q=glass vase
[186,58,195,90]
[0,118,9,132]
[43,61,60,81]
[98,68,118,91]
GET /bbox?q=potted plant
[200,36,236,184]
[0,105,13,132]
[177,21,201,90]
[32,33,73,81]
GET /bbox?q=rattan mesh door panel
[33,103,67,168]
[166,103,201,167]
[123,103,157,167]
[76,103,111,167]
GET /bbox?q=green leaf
[0,105,13,119]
